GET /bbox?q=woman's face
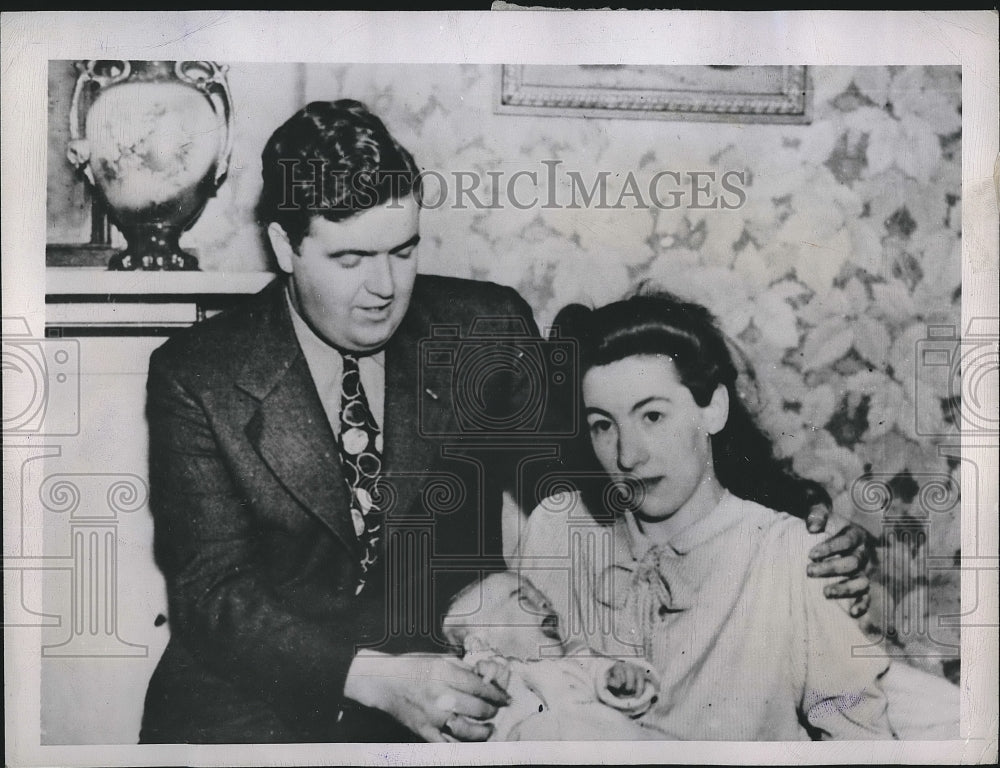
[582,354,728,524]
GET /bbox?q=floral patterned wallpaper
[49,63,964,680]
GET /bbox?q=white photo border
[3,9,997,767]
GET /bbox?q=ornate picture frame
[496,64,811,124]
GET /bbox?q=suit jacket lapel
[237,281,360,556]
[383,293,453,523]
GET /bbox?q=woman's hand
[344,651,510,742]
[804,503,873,618]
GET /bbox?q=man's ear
[266,222,295,274]
[703,384,730,436]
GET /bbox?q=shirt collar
[622,490,745,559]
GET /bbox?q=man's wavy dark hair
[551,289,830,522]
[258,99,421,247]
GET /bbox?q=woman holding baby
[444,287,961,742]
[505,289,899,740]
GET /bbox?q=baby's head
[443,572,565,660]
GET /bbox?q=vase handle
[177,61,234,190]
[67,60,131,185]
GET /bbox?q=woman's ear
[266,222,295,274]
[703,384,730,436]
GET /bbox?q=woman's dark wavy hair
[552,289,830,521]
[258,99,421,247]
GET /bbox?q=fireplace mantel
[45,268,275,335]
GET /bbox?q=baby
[442,571,669,741]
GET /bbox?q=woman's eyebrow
[584,406,612,417]
[630,396,671,414]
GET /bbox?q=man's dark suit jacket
[139,274,551,743]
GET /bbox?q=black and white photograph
[3,10,997,767]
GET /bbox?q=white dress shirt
[286,293,386,436]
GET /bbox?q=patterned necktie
[338,354,384,595]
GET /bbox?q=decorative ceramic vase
[66,60,233,270]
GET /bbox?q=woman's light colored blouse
[512,490,894,741]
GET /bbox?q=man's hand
[804,502,872,618]
[344,651,510,742]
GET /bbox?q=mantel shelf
[45,269,278,335]
[46,268,276,297]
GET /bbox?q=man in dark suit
[140,100,870,744]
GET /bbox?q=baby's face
[444,573,564,660]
